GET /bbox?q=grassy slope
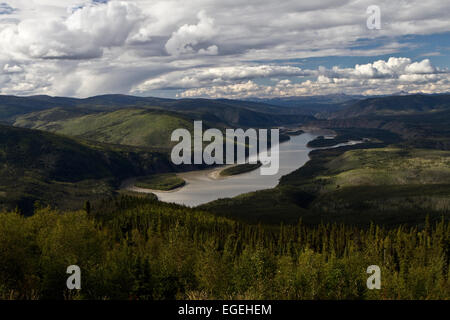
[12,107,95,129]
[298,147,450,226]
[324,148,450,187]
[15,108,195,150]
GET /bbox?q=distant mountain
[330,94,450,119]
[247,94,365,118]
[0,95,69,120]
[250,93,364,105]
[0,94,313,125]
[161,98,314,127]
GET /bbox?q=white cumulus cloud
[179,57,450,98]
[0,1,144,59]
[165,10,217,56]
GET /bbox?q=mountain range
[1,92,449,220]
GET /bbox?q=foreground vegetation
[0,196,448,300]
[135,173,186,191]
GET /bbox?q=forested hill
[0,124,173,214]
[311,94,450,150]
[330,94,450,119]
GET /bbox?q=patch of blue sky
[251,32,450,71]
[0,2,15,15]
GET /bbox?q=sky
[0,0,449,99]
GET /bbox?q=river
[123,132,360,207]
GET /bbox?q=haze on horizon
[0,0,449,99]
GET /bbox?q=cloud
[0,1,144,59]
[165,10,217,56]
[198,45,218,55]
[3,63,23,73]
[0,3,15,15]
[0,0,449,97]
[133,65,308,92]
[318,57,438,80]
[179,57,450,98]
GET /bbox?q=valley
[1,93,449,224]
[1,92,449,300]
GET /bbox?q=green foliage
[0,196,448,300]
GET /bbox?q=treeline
[0,196,449,300]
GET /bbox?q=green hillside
[5,93,450,224]
[0,95,58,118]
[322,148,450,187]
[0,124,173,214]
[12,107,95,128]
[14,108,195,150]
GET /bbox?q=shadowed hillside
[330,94,450,119]
[0,124,174,214]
